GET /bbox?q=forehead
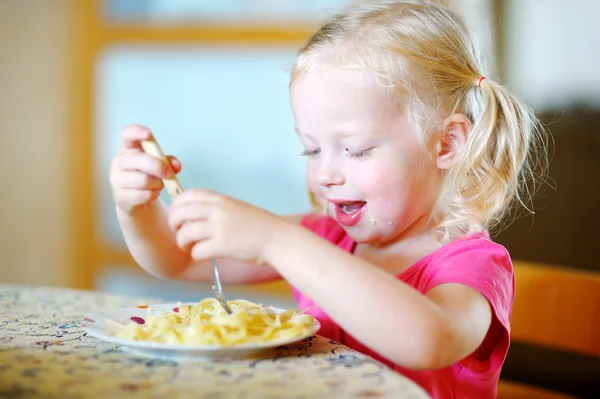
[290,69,397,133]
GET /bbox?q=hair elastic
[477,76,486,88]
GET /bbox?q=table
[0,284,429,398]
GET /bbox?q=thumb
[167,156,182,174]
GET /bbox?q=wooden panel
[98,25,313,45]
[69,0,101,289]
[511,261,600,357]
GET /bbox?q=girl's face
[290,68,443,245]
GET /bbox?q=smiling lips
[330,200,367,226]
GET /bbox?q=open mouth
[332,201,366,226]
[340,201,366,214]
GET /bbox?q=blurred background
[0,0,598,397]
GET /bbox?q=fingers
[190,240,214,261]
[113,124,184,213]
[113,151,172,179]
[120,125,181,169]
[110,171,164,190]
[112,188,161,207]
[167,156,182,174]
[175,221,217,261]
[168,190,224,257]
[119,124,181,175]
[120,124,152,150]
[168,189,225,230]
[171,188,221,206]
[175,221,212,252]
[168,200,213,231]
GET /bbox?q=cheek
[352,162,402,196]
[306,164,329,212]
[352,162,414,212]
[305,163,320,195]
[365,165,438,218]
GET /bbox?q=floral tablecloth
[0,284,429,398]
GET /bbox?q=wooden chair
[497,261,600,398]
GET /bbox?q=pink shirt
[292,215,514,399]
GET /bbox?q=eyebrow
[294,128,369,138]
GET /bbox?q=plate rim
[81,302,321,351]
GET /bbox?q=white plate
[81,302,321,362]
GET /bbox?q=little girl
[109,1,546,397]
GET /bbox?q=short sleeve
[300,214,353,251]
[425,237,515,374]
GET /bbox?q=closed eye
[348,148,374,159]
[301,148,321,157]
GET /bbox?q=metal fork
[210,258,231,313]
[141,136,233,315]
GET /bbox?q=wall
[505,0,600,109]
[0,0,72,286]
[493,0,600,272]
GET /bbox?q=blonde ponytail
[437,77,547,240]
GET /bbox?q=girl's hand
[168,189,285,265]
[109,124,181,215]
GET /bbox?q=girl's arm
[264,223,492,370]
[119,202,301,284]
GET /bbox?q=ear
[435,113,471,170]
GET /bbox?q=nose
[315,160,345,187]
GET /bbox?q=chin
[339,224,381,245]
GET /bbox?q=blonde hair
[292,0,547,241]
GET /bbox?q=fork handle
[141,136,184,199]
